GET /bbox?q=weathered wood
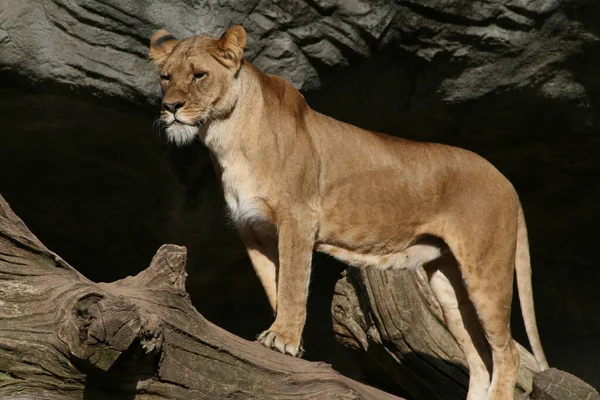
[0,193,402,400]
[332,266,540,400]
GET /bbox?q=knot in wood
[59,293,143,371]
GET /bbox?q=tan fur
[149,26,549,399]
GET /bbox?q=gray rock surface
[1,0,598,135]
[529,368,600,400]
[1,0,599,395]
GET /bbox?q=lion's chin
[165,123,198,147]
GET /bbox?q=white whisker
[152,118,165,137]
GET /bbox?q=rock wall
[3,0,598,132]
[1,0,599,393]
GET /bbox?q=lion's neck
[202,62,309,161]
[201,63,265,157]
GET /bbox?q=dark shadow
[81,340,159,400]
[303,253,361,378]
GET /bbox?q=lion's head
[149,26,247,146]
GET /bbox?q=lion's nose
[162,101,185,113]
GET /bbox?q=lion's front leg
[257,216,315,357]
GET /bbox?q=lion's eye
[160,74,171,83]
[193,72,206,82]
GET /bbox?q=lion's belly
[315,187,446,270]
[317,242,444,270]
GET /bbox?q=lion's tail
[515,201,549,371]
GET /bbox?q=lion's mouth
[164,117,204,128]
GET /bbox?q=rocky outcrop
[1,0,599,394]
[520,369,600,400]
[2,0,598,135]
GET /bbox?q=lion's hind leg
[454,248,519,400]
[426,255,492,400]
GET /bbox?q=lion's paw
[257,328,304,357]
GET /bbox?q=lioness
[149,26,549,400]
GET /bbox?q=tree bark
[332,267,541,400]
[0,193,401,400]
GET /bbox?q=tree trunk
[0,193,401,400]
[332,267,540,400]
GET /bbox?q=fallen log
[0,193,401,400]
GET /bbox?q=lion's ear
[216,25,246,68]
[149,29,178,67]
